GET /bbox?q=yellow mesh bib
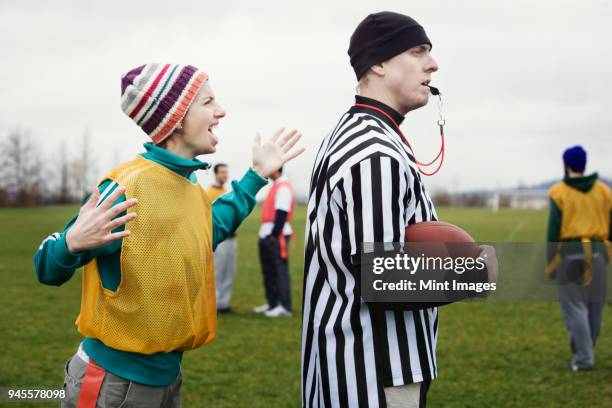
[549,181,611,240]
[76,156,216,354]
[205,186,227,203]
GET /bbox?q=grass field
[1,206,611,407]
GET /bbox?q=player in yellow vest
[206,163,230,202]
[205,163,239,314]
[35,63,304,407]
[546,145,612,371]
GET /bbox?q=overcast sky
[1,0,611,197]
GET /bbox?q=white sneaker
[253,303,270,314]
[264,305,293,318]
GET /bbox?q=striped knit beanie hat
[121,63,208,144]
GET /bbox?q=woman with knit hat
[34,63,304,407]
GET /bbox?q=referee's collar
[351,95,405,127]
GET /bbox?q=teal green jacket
[34,142,267,386]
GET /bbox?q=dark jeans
[258,235,292,311]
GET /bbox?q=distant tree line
[0,128,98,207]
[432,190,512,208]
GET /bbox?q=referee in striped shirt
[301,12,496,408]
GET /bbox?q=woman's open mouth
[209,123,219,145]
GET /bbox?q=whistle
[426,84,440,96]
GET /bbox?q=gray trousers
[61,354,182,408]
[384,381,430,408]
[557,253,607,369]
[214,237,237,310]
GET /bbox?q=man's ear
[369,63,385,77]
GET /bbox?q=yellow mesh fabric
[549,181,612,240]
[204,186,227,203]
[76,156,216,354]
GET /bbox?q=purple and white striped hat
[121,63,208,145]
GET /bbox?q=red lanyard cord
[353,103,445,176]
[418,124,445,176]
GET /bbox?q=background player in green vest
[34,63,304,407]
[546,145,612,371]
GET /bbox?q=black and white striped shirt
[301,95,438,408]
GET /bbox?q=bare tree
[82,126,91,190]
[56,140,71,204]
[0,129,45,206]
[0,156,8,206]
[0,187,9,206]
[432,189,452,207]
[71,127,97,201]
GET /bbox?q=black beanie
[348,11,432,80]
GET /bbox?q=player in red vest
[254,166,296,317]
